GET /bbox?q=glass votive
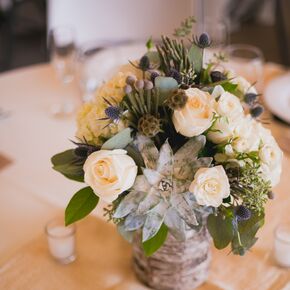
[274,223,290,267]
[224,44,264,92]
[45,217,76,264]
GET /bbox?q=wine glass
[224,44,264,92]
[48,26,76,116]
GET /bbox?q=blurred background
[0,0,289,73]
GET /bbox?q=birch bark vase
[132,226,211,290]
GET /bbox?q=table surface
[0,63,290,290]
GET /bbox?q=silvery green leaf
[142,201,168,242]
[132,175,150,192]
[117,222,134,243]
[143,168,163,186]
[157,139,173,177]
[137,188,161,215]
[113,191,146,218]
[164,207,186,241]
[174,136,206,180]
[188,43,203,73]
[124,213,146,231]
[134,134,158,169]
[173,178,190,194]
[192,157,213,171]
[101,128,133,150]
[171,191,198,227]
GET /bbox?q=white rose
[207,116,237,144]
[83,149,137,202]
[232,115,260,152]
[231,76,257,95]
[172,88,215,137]
[216,91,244,120]
[189,166,230,207]
[260,163,282,187]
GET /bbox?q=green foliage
[51,149,84,182]
[207,213,234,249]
[173,16,196,37]
[157,36,193,75]
[220,82,238,94]
[188,43,203,73]
[65,187,99,226]
[226,164,271,213]
[146,36,154,50]
[142,223,168,256]
[231,211,264,255]
[101,128,133,150]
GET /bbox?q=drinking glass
[45,217,76,264]
[225,44,264,92]
[48,26,76,116]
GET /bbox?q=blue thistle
[250,105,264,118]
[151,71,160,84]
[104,106,122,122]
[235,205,251,222]
[194,33,211,48]
[139,55,150,71]
[210,71,227,82]
[167,68,182,84]
[244,93,258,105]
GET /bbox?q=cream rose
[207,117,237,144]
[216,91,244,120]
[172,88,215,137]
[189,166,230,207]
[231,76,257,95]
[83,149,137,202]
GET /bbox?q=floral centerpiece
[52,17,282,290]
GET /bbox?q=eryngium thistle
[235,205,251,222]
[196,33,211,48]
[151,71,160,84]
[138,114,161,137]
[244,93,258,105]
[250,105,264,118]
[139,55,150,71]
[105,106,122,121]
[167,89,188,110]
[210,71,227,82]
[167,68,182,84]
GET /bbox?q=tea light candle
[45,218,76,264]
[274,224,290,267]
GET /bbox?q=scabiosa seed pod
[250,105,264,118]
[144,80,154,90]
[235,205,251,222]
[124,85,132,94]
[138,114,161,137]
[197,33,211,48]
[168,68,182,84]
[105,106,122,121]
[167,89,188,110]
[210,71,227,82]
[126,75,137,86]
[151,71,160,84]
[135,79,144,90]
[267,191,275,199]
[244,93,258,105]
[139,55,150,71]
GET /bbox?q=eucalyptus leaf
[101,128,133,150]
[207,213,234,249]
[188,43,203,73]
[142,223,168,256]
[51,149,76,166]
[65,187,99,226]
